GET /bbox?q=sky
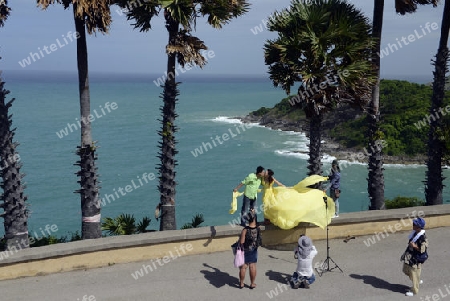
[0,0,448,80]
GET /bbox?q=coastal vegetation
[264,0,376,176]
[101,213,152,236]
[385,196,426,209]
[115,0,250,231]
[0,0,449,248]
[248,79,450,160]
[180,213,205,229]
[37,0,113,240]
[424,0,450,206]
[0,0,30,250]
[365,0,440,210]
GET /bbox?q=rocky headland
[238,112,427,166]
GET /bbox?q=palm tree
[101,213,151,235]
[0,0,30,251]
[37,0,112,239]
[425,0,450,205]
[180,213,204,229]
[367,0,439,210]
[367,0,385,210]
[114,0,250,231]
[264,0,376,176]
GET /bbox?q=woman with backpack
[401,217,429,297]
[238,209,261,289]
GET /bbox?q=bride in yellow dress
[261,171,335,230]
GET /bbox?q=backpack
[244,226,262,251]
[409,234,428,264]
[413,248,428,264]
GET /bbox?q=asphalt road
[0,226,449,301]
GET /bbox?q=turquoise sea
[1,71,449,237]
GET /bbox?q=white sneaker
[406,291,414,297]
[420,280,423,284]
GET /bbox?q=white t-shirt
[295,246,318,277]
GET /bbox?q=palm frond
[198,0,251,29]
[395,0,439,15]
[264,0,376,115]
[37,0,112,34]
[0,0,11,27]
[180,213,204,229]
[136,216,151,233]
[167,29,208,68]
[101,213,137,235]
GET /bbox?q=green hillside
[250,79,450,157]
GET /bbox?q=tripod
[316,196,343,276]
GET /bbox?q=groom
[233,166,265,227]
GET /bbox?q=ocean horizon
[0,70,448,238]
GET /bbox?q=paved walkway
[0,226,449,301]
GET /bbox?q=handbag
[234,243,245,268]
[231,241,239,255]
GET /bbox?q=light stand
[316,196,343,276]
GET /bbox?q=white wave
[211,116,242,124]
[323,156,367,167]
[210,116,262,127]
[384,163,425,168]
[275,149,309,160]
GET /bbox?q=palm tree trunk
[158,11,179,231]
[73,4,101,239]
[425,0,450,206]
[0,78,29,250]
[307,114,323,176]
[368,0,386,210]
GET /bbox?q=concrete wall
[0,204,449,281]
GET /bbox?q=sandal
[250,284,257,289]
[239,283,245,289]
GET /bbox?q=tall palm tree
[115,0,250,231]
[367,0,439,210]
[367,0,385,210]
[264,0,376,176]
[37,0,112,239]
[425,0,450,205]
[0,0,30,251]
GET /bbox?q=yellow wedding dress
[263,175,335,229]
[230,175,334,230]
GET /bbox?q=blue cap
[413,217,425,229]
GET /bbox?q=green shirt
[241,173,261,199]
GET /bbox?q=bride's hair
[267,169,275,184]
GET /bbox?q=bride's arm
[273,178,286,187]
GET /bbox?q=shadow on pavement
[265,269,292,284]
[349,274,409,293]
[200,263,240,289]
[267,254,295,264]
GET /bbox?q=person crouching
[290,235,317,289]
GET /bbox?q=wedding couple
[233,166,335,229]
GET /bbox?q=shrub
[181,213,205,229]
[385,196,426,209]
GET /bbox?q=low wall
[0,204,449,281]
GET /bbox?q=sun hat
[413,217,425,229]
[298,236,314,258]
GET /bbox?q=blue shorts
[245,249,258,264]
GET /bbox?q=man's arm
[234,182,244,192]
